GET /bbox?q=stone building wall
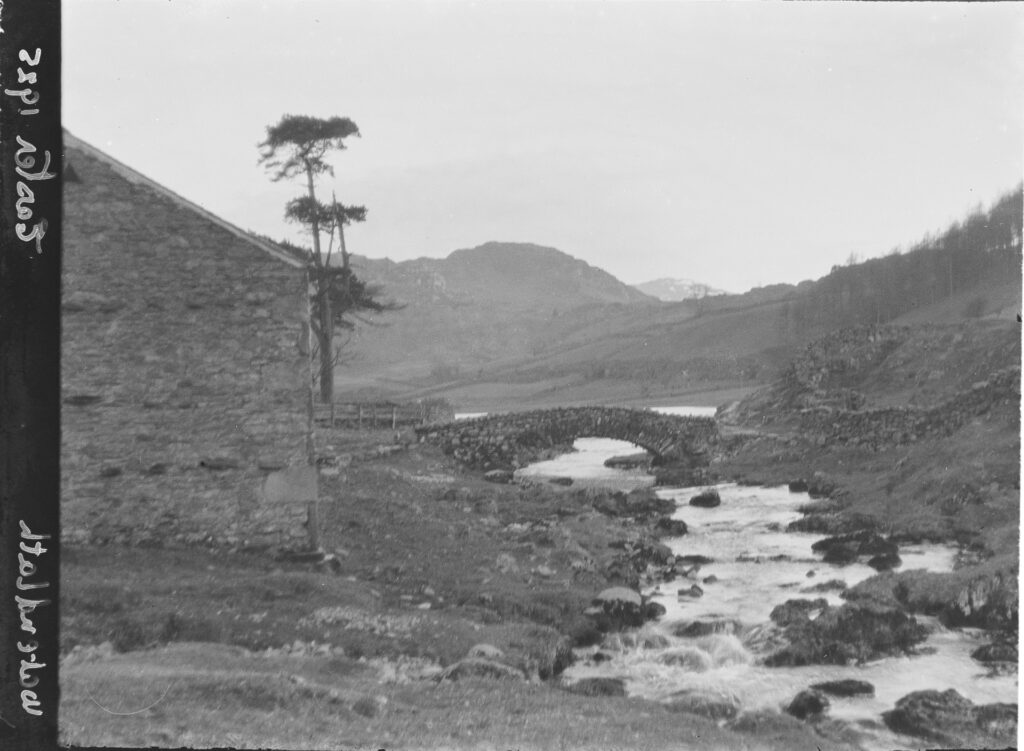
[61,133,316,549]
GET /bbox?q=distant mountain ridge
[633,277,729,301]
[336,241,658,379]
[352,242,655,311]
[269,186,1021,407]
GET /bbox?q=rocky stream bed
[519,437,1018,750]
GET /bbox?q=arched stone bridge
[417,406,719,471]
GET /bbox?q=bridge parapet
[417,406,719,471]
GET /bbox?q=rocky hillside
[354,242,653,312]
[717,318,1021,557]
[337,242,658,381]
[727,321,1021,420]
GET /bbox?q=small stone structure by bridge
[417,406,719,471]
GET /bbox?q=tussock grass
[61,643,850,751]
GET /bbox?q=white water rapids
[511,421,1017,751]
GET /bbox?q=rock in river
[586,587,645,631]
[810,679,875,697]
[785,689,830,721]
[673,619,741,638]
[769,598,828,627]
[666,689,741,721]
[689,488,721,508]
[882,689,1018,748]
[765,602,929,666]
[867,551,902,571]
[971,641,1018,664]
[604,453,650,469]
[653,517,688,537]
[678,584,704,598]
[643,600,667,620]
[677,554,714,566]
[822,544,859,566]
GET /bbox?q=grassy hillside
[338,242,659,380]
[340,186,1021,410]
[717,318,1021,556]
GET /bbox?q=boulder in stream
[821,542,859,566]
[630,539,674,567]
[769,598,828,627]
[642,600,667,620]
[603,452,650,469]
[666,689,741,721]
[882,689,1018,748]
[811,531,898,561]
[673,619,742,638]
[971,641,1018,664]
[587,587,645,631]
[677,554,715,566]
[677,584,704,598]
[653,517,689,537]
[810,679,875,697]
[867,551,901,571]
[801,578,847,593]
[689,488,721,508]
[785,689,830,721]
[945,569,1019,630]
[765,602,930,666]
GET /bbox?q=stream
[512,419,1018,750]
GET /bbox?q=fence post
[392,406,397,430]
[358,405,363,430]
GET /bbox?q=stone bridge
[417,406,719,471]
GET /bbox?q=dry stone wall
[797,367,1020,450]
[62,139,316,549]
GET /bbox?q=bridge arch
[418,406,719,471]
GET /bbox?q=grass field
[64,641,854,751]
[61,433,859,750]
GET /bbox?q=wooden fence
[314,401,453,430]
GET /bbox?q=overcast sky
[65,1,1023,292]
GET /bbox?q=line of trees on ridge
[780,184,1023,333]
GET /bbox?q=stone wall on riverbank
[417,406,719,470]
[796,367,1020,450]
[62,133,316,549]
[727,322,1021,452]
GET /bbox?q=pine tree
[259,115,397,403]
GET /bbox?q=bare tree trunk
[305,163,334,404]
[331,204,350,380]
[318,283,334,403]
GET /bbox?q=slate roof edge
[63,129,307,269]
